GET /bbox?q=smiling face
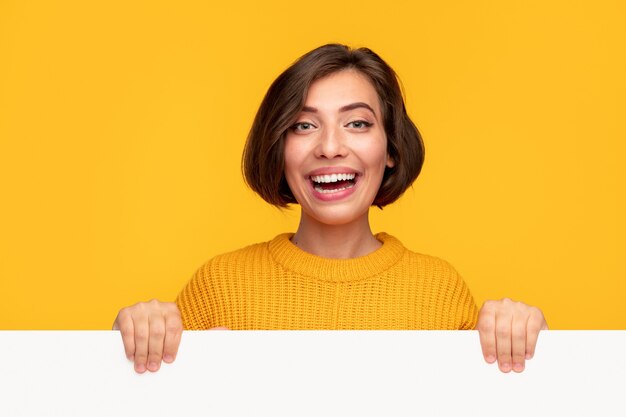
[283,69,394,227]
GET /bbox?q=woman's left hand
[476,298,548,373]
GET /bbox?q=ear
[386,154,395,168]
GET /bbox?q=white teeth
[314,183,356,193]
[311,173,356,183]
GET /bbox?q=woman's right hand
[112,299,183,373]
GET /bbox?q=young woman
[113,44,548,374]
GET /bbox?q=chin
[305,205,370,227]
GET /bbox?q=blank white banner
[0,331,624,416]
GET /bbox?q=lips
[306,167,360,201]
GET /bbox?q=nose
[315,125,347,159]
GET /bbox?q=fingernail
[163,354,174,363]
[526,352,533,359]
[486,355,496,363]
[135,363,146,373]
[127,354,134,361]
[513,362,525,372]
[148,361,159,371]
[500,362,511,372]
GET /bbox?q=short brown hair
[242,44,424,208]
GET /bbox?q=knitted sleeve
[175,261,217,330]
[448,265,479,330]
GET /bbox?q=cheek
[283,142,296,176]
[283,139,305,191]
[361,141,389,173]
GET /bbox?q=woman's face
[284,69,394,227]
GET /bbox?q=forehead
[304,70,381,115]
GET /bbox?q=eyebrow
[301,102,377,116]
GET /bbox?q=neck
[291,210,381,259]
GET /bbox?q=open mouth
[309,173,358,194]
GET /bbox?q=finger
[133,312,150,373]
[511,311,528,373]
[477,310,497,364]
[147,313,166,372]
[495,311,513,373]
[162,312,183,364]
[525,308,547,359]
[115,310,136,360]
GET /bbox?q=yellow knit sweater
[176,233,478,330]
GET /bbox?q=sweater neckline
[268,232,406,282]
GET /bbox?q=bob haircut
[242,43,424,208]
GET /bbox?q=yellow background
[1,0,624,329]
